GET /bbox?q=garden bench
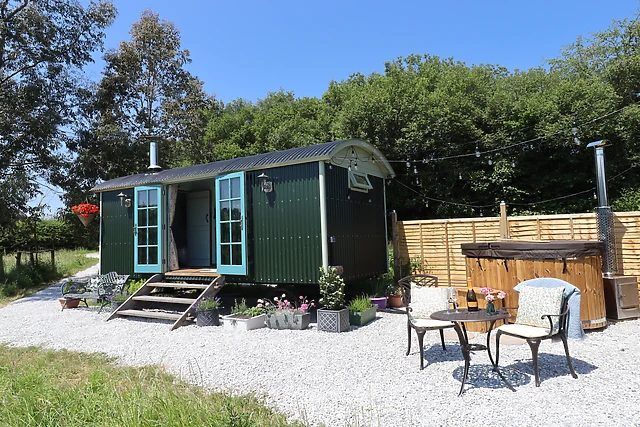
[61,272,130,313]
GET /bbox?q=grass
[0,249,99,307]
[0,345,305,427]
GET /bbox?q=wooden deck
[164,268,220,278]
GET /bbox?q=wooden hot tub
[461,240,606,330]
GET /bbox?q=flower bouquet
[71,202,99,227]
[479,287,506,315]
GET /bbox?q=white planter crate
[222,313,266,331]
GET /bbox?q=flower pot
[77,213,95,227]
[266,312,311,330]
[317,308,350,332]
[110,300,124,312]
[58,298,80,309]
[349,305,377,327]
[370,296,387,310]
[388,294,403,308]
[222,313,266,331]
[197,308,220,326]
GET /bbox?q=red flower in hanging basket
[71,202,99,217]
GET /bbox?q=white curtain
[168,184,179,270]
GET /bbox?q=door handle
[205,214,209,223]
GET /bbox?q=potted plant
[108,293,129,312]
[261,294,314,330]
[386,284,403,308]
[317,267,350,332]
[71,202,99,227]
[195,297,221,326]
[348,295,377,327]
[222,298,266,331]
[368,274,391,310]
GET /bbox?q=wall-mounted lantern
[117,192,132,208]
[258,173,273,193]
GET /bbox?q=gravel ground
[1,264,639,427]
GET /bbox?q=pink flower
[497,291,506,299]
[299,296,304,300]
[300,304,309,311]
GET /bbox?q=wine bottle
[466,276,479,311]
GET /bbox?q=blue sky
[87,0,640,103]
[41,0,640,215]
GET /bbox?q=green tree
[65,9,211,198]
[0,0,116,229]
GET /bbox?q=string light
[475,142,481,158]
[406,161,411,168]
[511,159,516,168]
[415,176,419,185]
[413,166,418,174]
[425,200,429,207]
[459,172,462,180]
[488,157,493,166]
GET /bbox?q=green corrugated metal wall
[325,166,387,282]
[246,163,323,284]
[100,189,134,275]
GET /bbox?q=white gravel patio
[1,264,638,427]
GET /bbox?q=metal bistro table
[431,308,516,396]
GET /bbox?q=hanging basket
[77,213,95,227]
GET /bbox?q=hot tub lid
[461,240,604,260]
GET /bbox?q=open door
[187,191,211,267]
[134,185,162,273]
[215,172,247,275]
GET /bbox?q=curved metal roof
[92,139,395,192]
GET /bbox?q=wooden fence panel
[398,211,640,287]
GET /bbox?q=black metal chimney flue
[587,140,617,277]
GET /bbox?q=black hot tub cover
[460,240,604,260]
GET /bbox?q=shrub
[348,295,373,313]
[319,267,346,310]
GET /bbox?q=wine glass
[449,287,459,313]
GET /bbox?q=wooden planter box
[349,305,377,326]
[222,314,266,331]
[317,308,350,332]
[266,312,311,330]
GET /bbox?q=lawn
[0,345,304,427]
[0,249,99,307]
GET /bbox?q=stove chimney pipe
[147,137,162,173]
[587,140,617,277]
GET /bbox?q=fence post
[0,248,4,282]
[500,201,509,239]
[391,210,400,282]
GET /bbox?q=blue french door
[215,172,247,275]
[134,186,162,273]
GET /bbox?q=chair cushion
[410,285,450,319]
[411,318,454,329]
[496,323,553,338]
[515,285,564,332]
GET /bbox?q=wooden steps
[107,274,225,330]
[132,295,197,304]
[152,282,208,290]
[117,309,183,321]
